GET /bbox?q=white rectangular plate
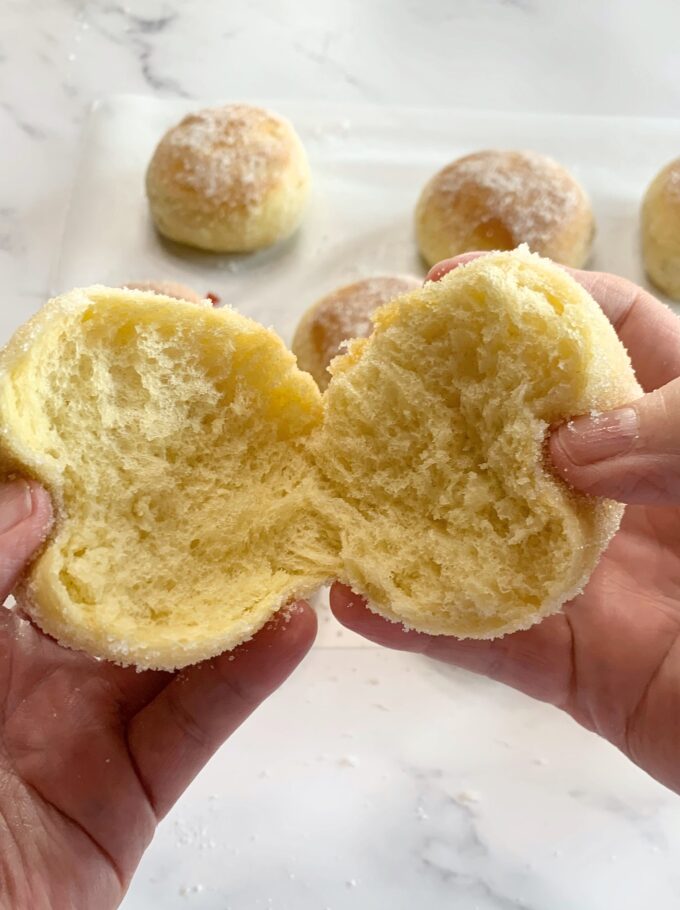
[52,97,680,910]
[55,95,680,323]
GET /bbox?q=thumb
[550,379,680,505]
[0,479,53,600]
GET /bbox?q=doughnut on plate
[52,98,680,342]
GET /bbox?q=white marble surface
[3,1,680,907]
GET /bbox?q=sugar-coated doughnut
[0,250,639,669]
[292,275,421,389]
[641,157,680,301]
[415,150,594,268]
[146,104,310,253]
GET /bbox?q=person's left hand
[330,256,680,797]
[0,479,316,910]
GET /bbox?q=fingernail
[0,480,34,534]
[555,407,639,466]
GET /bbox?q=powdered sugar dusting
[151,104,292,210]
[428,150,587,248]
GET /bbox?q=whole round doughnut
[146,104,310,253]
[292,275,421,389]
[415,150,595,268]
[641,157,680,301]
[122,280,206,305]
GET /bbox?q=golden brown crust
[415,150,595,269]
[146,104,310,253]
[148,106,289,212]
[641,157,680,301]
[292,276,421,389]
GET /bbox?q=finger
[550,376,680,505]
[1,602,170,717]
[425,252,485,283]
[0,480,53,602]
[329,583,572,707]
[568,269,680,391]
[3,611,171,881]
[3,626,166,877]
[128,602,317,818]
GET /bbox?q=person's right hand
[332,258,680,795]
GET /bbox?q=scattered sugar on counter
[455,789,481,804]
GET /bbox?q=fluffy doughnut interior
[313,250,640,636]
[0,250,640,666]
[0,290,328,668]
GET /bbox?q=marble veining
[0,101,47,140]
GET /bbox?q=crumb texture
[314,248,640,636]
[0,289,328,668]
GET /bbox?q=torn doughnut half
[0,249,640,669]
